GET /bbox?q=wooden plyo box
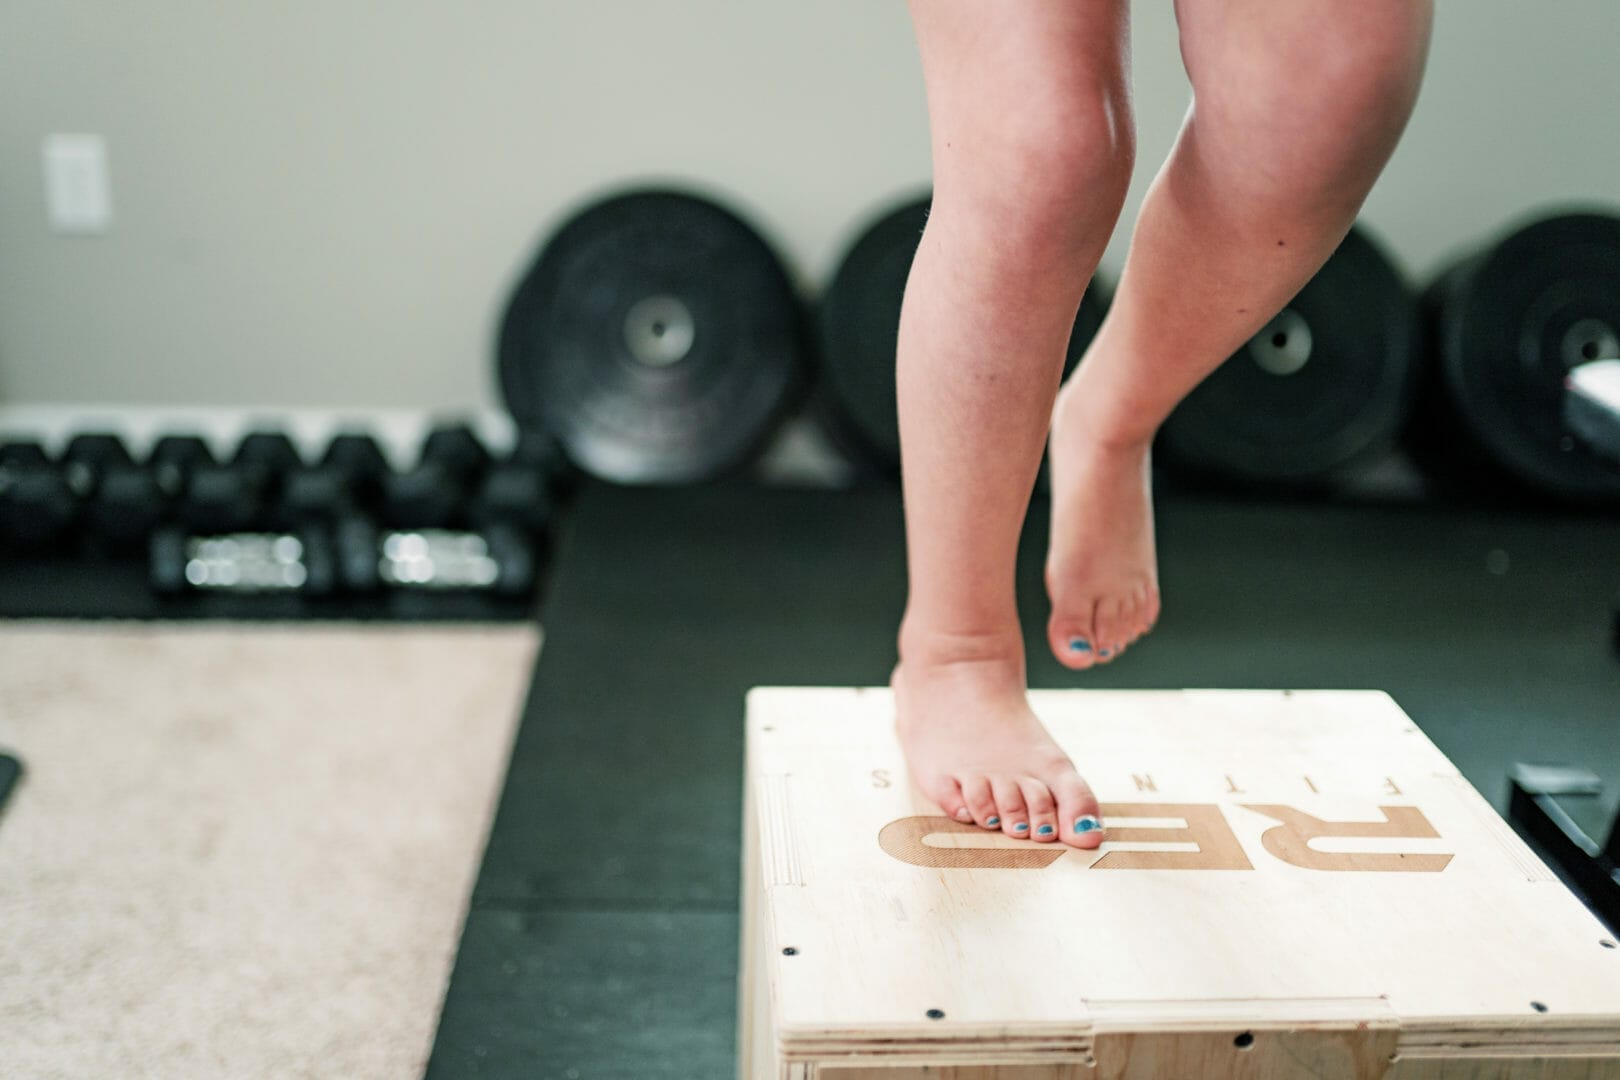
[738,688,1620,1079]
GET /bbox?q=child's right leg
[894,0,1133,849]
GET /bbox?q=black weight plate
[1428,211,1620,502]
[498,189,805,485]
[498,331,537,432]
[0,753,20,824]
[1158,224,1419,489]
[817,195,1109,478]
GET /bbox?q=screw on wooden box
[738,688,1620,1079]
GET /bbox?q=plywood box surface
[738,689,1620,1079]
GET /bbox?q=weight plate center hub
[1562,317,1620,370]
[623,295,695,368]
[1248,308,1313,377]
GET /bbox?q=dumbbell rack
[0,417,569,622]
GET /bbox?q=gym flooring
[2,480,1616,1078]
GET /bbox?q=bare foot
[1044,380,1161,669]
[892,627,1104,848]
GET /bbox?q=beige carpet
[0,622,539,1080]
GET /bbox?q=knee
[1183,6,1429,214]
[1309,21,1429,139]
[935,86,1134,268]
[1238,12,1428,184]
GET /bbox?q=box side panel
[816,1068,1092,1079]
[740,732,760,1080]
[1389,1056,1620,1079]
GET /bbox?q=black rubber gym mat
[431,480,1620,1079]
[471,484,905,910]
[428,909,738,1080]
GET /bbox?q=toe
[959,776,999,829]
[1121,585,1151,643]
[1052,770,1105,850]
[933,778,972,823]
[1093,597,1128,662]
[1017,777,1060,842]
[990,776,1027,838]
[1112,595,1142,651]
[1047,598,1100,671]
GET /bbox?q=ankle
[1055,379,1158,456]
[897,616,1026,673]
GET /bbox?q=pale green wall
[1,1,1615,409]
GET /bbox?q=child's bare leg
[1045,0,1433,667]
[895,0,1132,849]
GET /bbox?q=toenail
[1075,815,1103,833]
[1037,824,1054,836]
[1098,648,1112,659]
[955,807,971,822]
[1068,638,1091,653]
[1012,822,1029,832]
[985,816,999,827]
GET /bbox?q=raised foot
[1045,382,1162,670]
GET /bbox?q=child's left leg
[894,0,1133,850]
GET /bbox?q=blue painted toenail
[1013,822,1029,833]
[1075,815,1102,833]
[1037,824,1054,835]
[1098,648,1112,659]
[985,816,999,827]
[1068,638,1091,653]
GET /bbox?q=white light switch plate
[42,133,112,234]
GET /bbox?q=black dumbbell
[0,433,136,552]
[0,440,51,470]
[234,431,302,475]
[467,460,552,537]
[334,514,383,593]
[380,422,491,528]
[322,432,390,501]
[149,524,338,596]
[350,522,535,597]
[423,423,491,479]
[0,447,77,551]
[269,432,393,529]
[482,523,538,597]
[84,466,165,550]
[148,435,216,498]
[335,514,538,599]
[153,434,261,534]
[57,433,167,551]
[174,429,300,534]
[234,430,304,520]
[59,432,135,492]
[511,430,579,500]
[180,462,266,534]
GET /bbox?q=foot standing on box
[893,1,1432,847]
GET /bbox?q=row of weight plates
[497,187,1620,503]
[1421,212,1620,502]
